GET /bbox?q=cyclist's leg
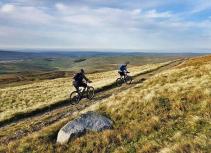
[123,72,127,80]
[73,81,80,93]
[78,82,87,93]
[119,71,124,79]
[76,82,85,95]
[81,82,88,91]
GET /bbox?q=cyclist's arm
[124,67,129,73]
[83,74,92,83]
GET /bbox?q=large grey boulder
[57,111,113,144]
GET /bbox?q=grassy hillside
[69,55,211,153]
[0,56,179,87]
[0,58,72,74]
[0,56,178,74]
[79,56,211,153]
[0,56,210,153]
[0,62,170,123]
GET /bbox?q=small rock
[57,111,113,144]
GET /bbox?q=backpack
[73,73,83,82]
[120,64,126,72]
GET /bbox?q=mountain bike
[70,81,95,104]
[116,72,133,87]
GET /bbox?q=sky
[0,0,211,52]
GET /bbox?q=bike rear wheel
[70,91,80,104]
[116,78,123,87]
[125,76,133,84]
[87,86,95,100]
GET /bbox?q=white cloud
[145,9,172,18]
[131,9,142,15]
[0,0,211,51]
[191,0,211,13]
[1,4,15,13]
[0,4,53,25]
[63,15,102,26]
[55,3,67,11]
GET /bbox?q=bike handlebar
[83,80,92,84]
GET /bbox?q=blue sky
[0,0,211,52]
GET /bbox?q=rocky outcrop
[57,111,113,144]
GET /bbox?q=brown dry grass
[0,62,170,123]
[0,56,210,153]
[177,55,211,68]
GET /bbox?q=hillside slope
[0,56,210,153]
[81,55,211,153]
[0,62,173,124]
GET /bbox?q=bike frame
[78,84,92,97]
[78,86,86,96]
[70,81,94,104]
[120,72,130,80]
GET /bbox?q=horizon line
[0,48,211,54]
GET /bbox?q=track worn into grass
[0,59,185,144]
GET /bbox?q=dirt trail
[0,59,185,144]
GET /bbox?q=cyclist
[73,69,92,94]
[118,61,130,79]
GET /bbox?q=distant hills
[0,50,207,61]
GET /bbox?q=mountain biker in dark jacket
[73,69,92,93]
[118,61,130,78]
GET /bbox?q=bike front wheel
[125,76,133,84]
[87,86,95,100]
[70,91,80,104]
[116,78,123,87]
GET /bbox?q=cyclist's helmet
[80,69,85,74]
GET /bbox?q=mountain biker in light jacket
[73,69,92,94]
[118,61,130,79]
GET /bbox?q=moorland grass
[0,62,171,124]
[1,56,210,152]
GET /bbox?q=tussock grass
[0,62,170,123]
[176,55,211,68]
[1,57,210,153]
